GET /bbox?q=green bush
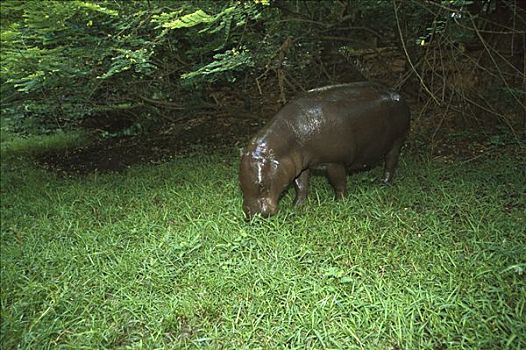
[1,0,524,134]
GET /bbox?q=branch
[393,0,440,105]
[469,15,526,111]
[274,18,330,28]
[322,26,383,39]
[137,95,185,109]
[424,0,526,32]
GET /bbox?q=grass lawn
[1,132,525,349]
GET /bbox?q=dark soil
[36,113,266,175]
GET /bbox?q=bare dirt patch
[36,113,266,175]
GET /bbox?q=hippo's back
[295,82,405,111]
[272,82,410,166]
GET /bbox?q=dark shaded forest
[1,1,525,167]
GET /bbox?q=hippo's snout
[243,198,278,219]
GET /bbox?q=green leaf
[157,9,215,30]
[181,48,253,81]
[339,276,353,284]
[75,1,118,16]
[98,48,155,79]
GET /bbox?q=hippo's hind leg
[293,169,310,206]
[327,164,347,200]
[383,136,406,184]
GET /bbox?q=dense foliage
[1,0,524,134]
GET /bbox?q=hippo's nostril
[259,210,271,218]
[258,202,277,218]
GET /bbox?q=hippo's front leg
[327,164,347,199]
[293,169,310,206]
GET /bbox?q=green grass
[1,129,89,157]
[1,133,525,349]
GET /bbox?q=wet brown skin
[239,82,411,218]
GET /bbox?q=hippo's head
[239,143,292,219]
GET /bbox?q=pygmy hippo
[239,82,410,218]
